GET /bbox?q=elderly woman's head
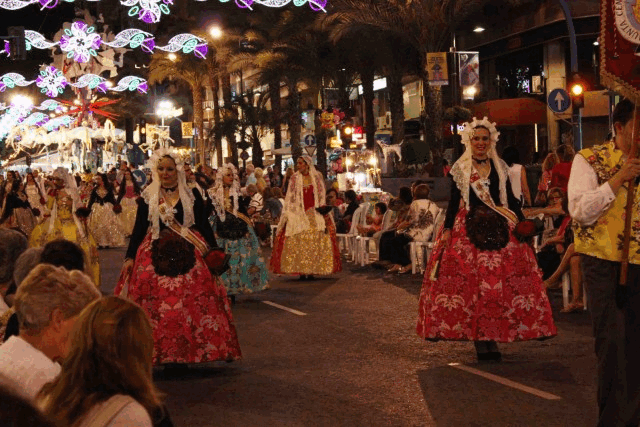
[0,229,28,287]
[14,264,100,362]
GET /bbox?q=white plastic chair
[348,203,369,262]
[356,209,393,266]
[336,203,367,261]
[410,208,445,274]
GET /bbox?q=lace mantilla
[142,148,195,240]
[208,163,240,223]
[451,117,509,207]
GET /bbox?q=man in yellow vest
[569,98,640,427]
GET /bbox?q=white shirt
[80,397,153,427]
[567,154,616,226]
[508,164,523,201]
[0,336,61,401]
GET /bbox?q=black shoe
[299,274,307,281]
[307,275,315,281]
[477,351,502,362]
[229,295,236,305]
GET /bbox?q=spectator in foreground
[0,264,100,401]
[0,382,55,427]
[0,229,28,314]
[39,296,164,427]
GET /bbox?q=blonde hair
[39,296,162,426]
[15,264,100,334]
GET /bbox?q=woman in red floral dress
[115,148,241,366]
[416,117,556,362]
[271,156,341,280]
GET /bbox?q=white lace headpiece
[142,148,195,240]
[450,117,509,207]
[208,163,240,223]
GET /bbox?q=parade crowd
[0,100,638,426]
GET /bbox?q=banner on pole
[458,52,479,87]
[426,52,449,86]
[600,0,640,100]
[181,122,193,137]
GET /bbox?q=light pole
[155,100,182,148]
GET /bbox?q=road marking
[262,301,307,316]
[448,363,562,400]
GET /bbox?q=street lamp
[209,25,223,40]
[156,100,176,127]
[168,53,177,61]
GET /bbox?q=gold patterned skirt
[270,212,342,275]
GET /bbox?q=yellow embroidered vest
[573,141,640,264]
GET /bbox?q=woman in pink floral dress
[416,117,556,362]
[115,148,241,366]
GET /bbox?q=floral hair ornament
[459,116,500,148]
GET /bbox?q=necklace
[162,185,178,193]
[472,157,489,164]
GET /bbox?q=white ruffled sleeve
[568,154,616,226]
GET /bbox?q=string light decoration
[121,0,172,24]
[156,33,208,59]
[22,112,49,126]
[36,66,68,97]
[0,73,35,92]
[219,0,327,11]
[0,70,147,95]
[35,99,64,111]
[19,27,204,58]
[0,40,10,57]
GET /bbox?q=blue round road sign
[548,88,571,113]
[132,169,147,187]
[304,134,316,146]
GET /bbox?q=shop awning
[469,98,547,126]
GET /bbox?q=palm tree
[148,53,207,163]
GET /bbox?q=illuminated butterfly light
[0,0,37,10]
[103,28,155,53]
[121,0,173,24]
[35,99,63,111]
[70,74,108,93]
[0,40,9,57]
[156,34,207,59]
[44,115,73,132]
[23,112,49,126]
[0,73,36,92]
[59,21,102,63]
[110,76,148,94]
[219,0,253,10]
[24,30,59,50]
[36,66,68,97]
[219,0,326,11]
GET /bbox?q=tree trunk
[315,127,327,178]
[250,95,264,167]
[361,67,376,149]
[422,78,444,176]
[193,84,205,165]
[222,73,238,167]
[212,76,223,166]
[388,70,404,146]
[269,81,282,173]
[288,79,302,161]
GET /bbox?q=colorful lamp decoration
[156,33,208,59]
[35,99,64,111]
[69,73,108,93]
[59,21,102,63]
[22,112,49,126]
[24,30,59,50]
[110,75,148,93]
[122,0,172,24]
[36,66,68,97]
[0,73,36,92]
[103,28,155,53]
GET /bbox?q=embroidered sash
[469,171,518,226]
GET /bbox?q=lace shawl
[142,148,195,240]
[279,160,326,237]
[207,163,240,223]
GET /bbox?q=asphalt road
[99,247,598,427]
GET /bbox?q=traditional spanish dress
[0,190,37,238]
[115,186,241,365]
[117,183,139,236]
[24,182,46,222]
[87,188,126,248]
[417,158,556,343]
[209,188,269,295]
[29,188,101,287]
[271,159,342,276]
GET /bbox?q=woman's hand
[441,229,452,246]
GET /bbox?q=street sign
[240,150,249,161]
[304,145,317,157]
[548,88,571,113]
[304,134,316,146]
[132,169,147,187]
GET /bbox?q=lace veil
[208,163,240,223]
